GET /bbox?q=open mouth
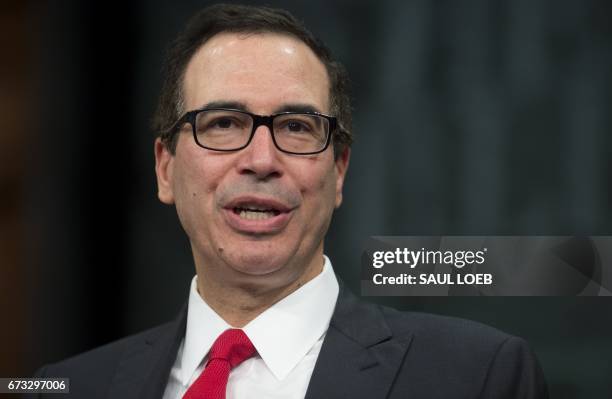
[233,206,281,220]
[223,196,294,233]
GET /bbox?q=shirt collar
[180,255,339,384]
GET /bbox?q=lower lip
[223,208,293,234]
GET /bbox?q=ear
[334,147,351,208]
[154,138,175,204]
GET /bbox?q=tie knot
[208,329,256,368]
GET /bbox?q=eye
[286,120,310,132]
[277,118,316,134]
[210,117,237,129]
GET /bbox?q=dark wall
[11,0,612,398]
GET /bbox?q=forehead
[182,32,330,113]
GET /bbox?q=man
[32,4,548,398]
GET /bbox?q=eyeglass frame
[166,107,338,155]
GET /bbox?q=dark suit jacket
[30,284,548,398]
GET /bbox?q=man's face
[155,32,350,288]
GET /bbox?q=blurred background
[1,0,611,397]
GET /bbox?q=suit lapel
[305,284,413,399]
[105,304,187,399]
[103,281,411,399]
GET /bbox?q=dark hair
[152,3,352,157]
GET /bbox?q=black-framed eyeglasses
[168,108,337,155]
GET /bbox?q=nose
[236,125,283,180]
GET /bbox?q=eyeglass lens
[194,110,329,153]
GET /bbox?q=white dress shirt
[162,256,339,399]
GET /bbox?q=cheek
[298,162,338,211]
[172,148,224,222]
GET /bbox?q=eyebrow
[273,103,322,114]
[196,101,323,115]
[199,101,248,111]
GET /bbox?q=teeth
[239,209,276,220]
[242,205,270,211]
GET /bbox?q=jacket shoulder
[43,322,173,373]
[32,321,177,399]
[376,304,547,398]
[380,304,512,346]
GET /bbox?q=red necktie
[183,329,256,399]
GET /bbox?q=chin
[226,249,292,277]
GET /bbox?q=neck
[194,254,325,328]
